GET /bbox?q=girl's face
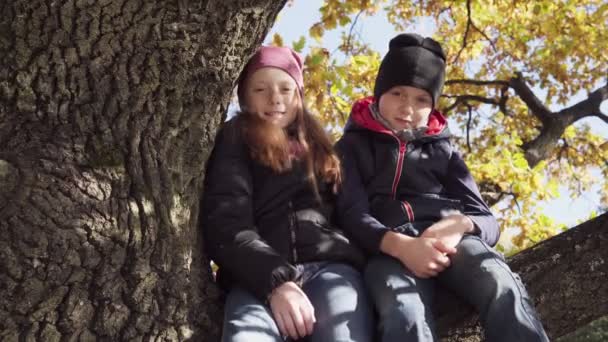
[243,67,300,128]
[378,85,433,130]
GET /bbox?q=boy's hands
[421,214,475,250]
[268,281,316,339]
[381,232,456,278]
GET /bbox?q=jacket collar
[344,96,450,142]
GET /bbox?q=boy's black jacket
[335,96,500,254]
[201,117,365,301]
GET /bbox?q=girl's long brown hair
[238,106,342,198]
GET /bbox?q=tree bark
[0,0,286,340]
[437,212,608,341]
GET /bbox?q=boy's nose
[399,99,414,113]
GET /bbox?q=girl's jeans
[365,235,549,342]
[222,262,373,342]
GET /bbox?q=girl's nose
[269,90,281,104]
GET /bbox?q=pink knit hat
[237,46,304,106]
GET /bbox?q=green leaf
[311,54,323,66]
[292,36,306,53]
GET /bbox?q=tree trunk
[0,0,286,340]
[437,212,608,341]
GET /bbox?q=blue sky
[264,1,607,230]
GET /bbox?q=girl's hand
[268,281,316,339]
[421,214,475,250]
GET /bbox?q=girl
[202,46,373,342]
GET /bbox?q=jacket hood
[344,96,450,142]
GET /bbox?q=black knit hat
[373,33,446,108]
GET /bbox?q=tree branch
[498,84,511,116]
[445,79,509,87]
[443,77,607,169]
[508,73,553,123]
[478,181,509,207]
[466,104,473,152]
[439,214,608,341]
[469,18,497,53]
[452,0,472,64]
[596,113,608,124]
[442,94,499,113]
[342,9,365,57]
[452,0,497,64]
[558,82,608,124]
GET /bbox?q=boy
[336,33,549,341]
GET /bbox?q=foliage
[556,315,608,342]
[271,0,608,252]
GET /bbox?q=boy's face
[378,85,433,130]
[243,67,300,128]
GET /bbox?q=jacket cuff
[368,227,391,255]
[258,264,301,301]
[467,215,500,246]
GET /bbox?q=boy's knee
[377,301,432,340]
[462,263,527,313]
[450,235,506,273]
[385,301,427,320]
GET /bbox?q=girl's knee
[323,262,361,281]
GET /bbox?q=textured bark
[436,212,608,341]
[0,0,286,341]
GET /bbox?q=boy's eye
[417,96,431,104]
[390,91,401,97]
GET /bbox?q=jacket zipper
[288,201,298,263]
[391,136,407,200]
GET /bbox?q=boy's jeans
[365,235,549,342]
[222,262,373,342]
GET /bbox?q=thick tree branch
[445,76,607,168]
[558,82,608,124]
[438,213,608,341]
[498,84,511,116]
[446,79,607,125]
[508,73,553,123]
[522,82,608,167]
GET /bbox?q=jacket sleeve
[443,149,501,246]
[201,122,299,300]
[335,136,391,254]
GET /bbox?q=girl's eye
[281,88,293,92]
[253,88,265,92]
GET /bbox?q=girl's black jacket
[335,97,500,255]
[201,117,365,301]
